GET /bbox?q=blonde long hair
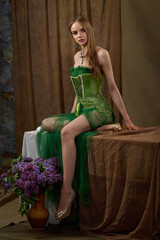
[69,16,102,79]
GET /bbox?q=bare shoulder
[74,51,81,61]
[96,46,110,66]
[73,51,82,67]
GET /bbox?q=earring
[74,43,77,49]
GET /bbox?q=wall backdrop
[121,0,160,127]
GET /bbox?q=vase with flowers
[0,155,62,230]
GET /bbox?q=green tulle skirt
[36,114,98,206]
[36,107,116,206]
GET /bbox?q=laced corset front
[70,65,114,124]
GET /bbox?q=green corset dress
[70,65,116,128]
[36,66,116,205]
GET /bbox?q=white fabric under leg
[22,126,41,159]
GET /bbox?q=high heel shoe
[55,189,76,220]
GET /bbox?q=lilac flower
[24,180,30,189]
[21,157,33,162]
[0,173,13,194]
[0,156,62,216]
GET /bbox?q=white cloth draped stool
[22,126,60,225]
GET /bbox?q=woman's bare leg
[57,115,90,212]
[96,123,122,132]
[41,117,70,132]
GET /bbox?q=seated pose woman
[36,16,139,221]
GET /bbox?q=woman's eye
[72,31,77,35]
[81,28,85,32]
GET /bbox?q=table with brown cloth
[79,126,160,240]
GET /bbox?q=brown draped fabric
[11,0,121,154]
[79,127,160,240]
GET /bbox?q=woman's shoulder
[74,51,81,60]
[96,46,109,58]
[96,46,110,66]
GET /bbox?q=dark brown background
[121,0,160,128]
[11,0,160,154]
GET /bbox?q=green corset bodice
[70,65,114,123]
[70,66,102,98]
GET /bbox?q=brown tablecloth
[79,126,160,240]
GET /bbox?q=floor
[0,171,101,240]
[0,221,101,240]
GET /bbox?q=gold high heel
[55,189,76,220]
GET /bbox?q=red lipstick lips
[78,39,84,43]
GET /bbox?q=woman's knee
[61,126,75,142]
[41,118,56,132]
[41,118,48,130]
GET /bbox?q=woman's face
[70,21,88,47]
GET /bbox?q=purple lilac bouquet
[0,155,62,216]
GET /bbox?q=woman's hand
[124,118,140,130]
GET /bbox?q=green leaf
[18,199,30,217]
[32,196,40,201]
[17,155,22,162]
[13,188,23,196]
[28,199,35,206]
[11,158,16,163]
[24,201,29,209]
[41,166,46,171]
[48,185,54,191]
[8,176,15,184]
[4,177,9,183]
[14,173,19,179]
[15,192,21,196]
[12,186,18,191]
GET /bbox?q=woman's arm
[98,49,139,130]
[71,96,77,113]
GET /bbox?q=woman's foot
[96,123,122,132]
[55,189,76,220]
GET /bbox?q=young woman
[36,16,139,221]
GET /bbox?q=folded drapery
[79,126,160,240]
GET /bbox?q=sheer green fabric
[36,115,97,205]
[36,66,116,205]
